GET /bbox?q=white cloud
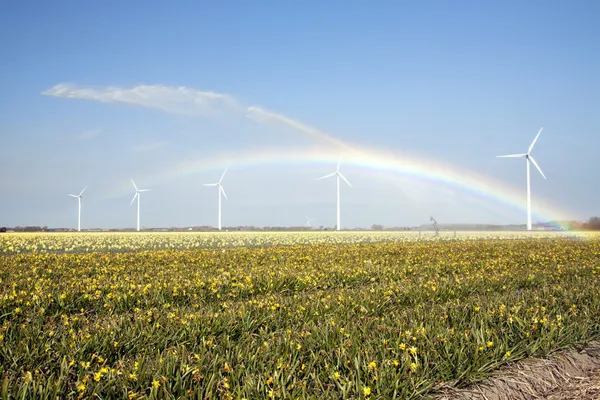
[42,83,350,149]
[42,83,242,117]
[78,128,101,140]
[246,106,347,149]
[131,140,169,153]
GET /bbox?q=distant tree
[0,227,6,233]
[14,226,44,232]
[585,217,600,230]
[371,224,384,230]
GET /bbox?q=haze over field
[1,1,598,229]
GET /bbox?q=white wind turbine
[317,158,352,231]
[68,186,86,232]
[203,168,228,230]
[497,127,547,231]
[130,179,150,231]
[305,215,315,228]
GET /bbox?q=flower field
[0,230,587,255]
[1,233,600,399]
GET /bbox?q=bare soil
[434,342,600,400]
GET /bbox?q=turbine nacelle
[496,127,546,179]
[130,179,150,205]
[68,186,87,199]
[203,184,228,200]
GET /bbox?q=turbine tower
[497,127,546,231]
[130,179,150,232]
[317,158,352,231]
[203,168,228,230]
[68,186,86,232]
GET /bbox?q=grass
[0,233,599,398]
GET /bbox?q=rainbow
[111,143,578,227]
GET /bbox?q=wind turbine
[317,158,352,231]
[130,179,150,231]
[430,216,439,237]
[203,168,228,230]
[497,127,546,231]
[68,186,86,232]
[305,215,315,228]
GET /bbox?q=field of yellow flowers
[0,230,587,255]
[1,232,599,399]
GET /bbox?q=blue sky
[1,0,598,229]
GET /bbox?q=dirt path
[542,370,600,399]
[434,342,600,400]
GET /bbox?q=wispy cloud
[78,128,101,140]
[246,106,347,149]
[131,140,169,153]
[42,84,242,117]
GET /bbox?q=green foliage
[0,235,599,398]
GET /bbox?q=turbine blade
[68,194,78,198]
[220,185,228,200]
[528,156,546,180]
[317,172,336,180]
[496,153,527,158]
[219,167,228,183]
[131,179,138,191]
[336,156,342,172]
[528,127,543,153]
[130,192,138,206]
[203,183,218,187]
[338,172,352,188]
[138,189,150,192]
[79,186,87,196]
